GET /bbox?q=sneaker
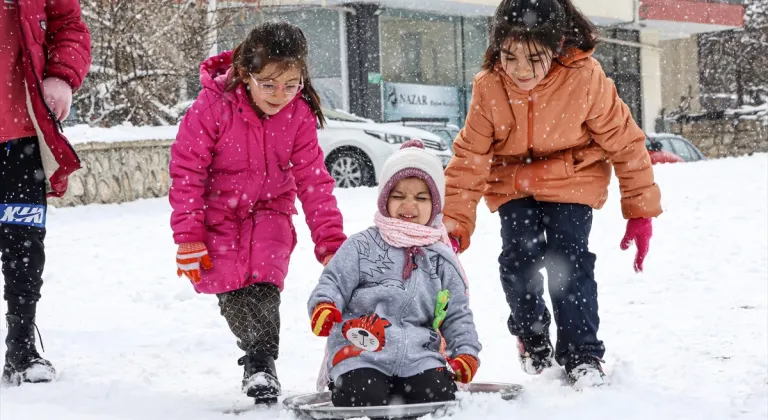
[238,352,281,404]
[516,333,554,375]
[565,356,607,389]
[2,314,56,386]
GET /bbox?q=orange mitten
[448,354,479,384]
[321,253,334,267]
[310,303,342,337]
[176,242,213,284]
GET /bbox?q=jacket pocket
[278,158,293,172]
[571,145,608,172]
[563,149,575,177]
[516,153,570,189]
[23,17,47,46]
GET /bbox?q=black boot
[565,354,607,389]
[237,352,280,404]
[516,332,554,375]
[2,314,56,385]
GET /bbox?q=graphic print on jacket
[354,230,395,280]
[331,313,391,366]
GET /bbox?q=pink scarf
[374,211,450,248]
[374,212,468,290]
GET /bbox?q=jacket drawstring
[402,246,425,280]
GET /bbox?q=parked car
[645,133,706,164]
[318,109,452,188]
[383,118,460,152]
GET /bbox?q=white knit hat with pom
[377,140,445,225]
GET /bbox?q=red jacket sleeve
[292,109,347,261]
[44,0,91,90]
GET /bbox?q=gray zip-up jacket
[307,226,481,381]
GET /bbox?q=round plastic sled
[283,382,523,420]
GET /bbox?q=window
[594,28,642,128]
[656,138,674,154]
[670,138,705,162]
[670,139,695,161]
[323,108,368,123]
[380,10,461,86]
[433,129,457,150]
[462,17,489,86]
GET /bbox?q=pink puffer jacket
[169,51,346,294]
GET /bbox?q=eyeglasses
[250,75,303,96]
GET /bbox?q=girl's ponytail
[300,72,326,129]
[225,42,246,92]
[557,0,598,51]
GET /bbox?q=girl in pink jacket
[169,22,346,404]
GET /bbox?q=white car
[383,119,460,153]
[318,109,452,188]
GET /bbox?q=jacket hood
[199,50,235,95]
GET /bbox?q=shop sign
[367,72,382,84]
[383,82,460,121]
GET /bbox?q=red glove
[176,242,213,284]
[447,354,478,383]
[620,218,652,272]
[449,237,460,254]
[311,303,342,337]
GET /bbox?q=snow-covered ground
[2,154,767,419]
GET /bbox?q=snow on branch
[697,0,768,112]
[73,0,241,127]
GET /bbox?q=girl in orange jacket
[444,0,661,387]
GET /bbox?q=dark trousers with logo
[0,137,47,317]
[498,197,605,366]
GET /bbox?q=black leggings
[331,367,457,407]
[216,283,281,359]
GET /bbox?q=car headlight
[364,131,412,145]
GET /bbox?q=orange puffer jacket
[444,48,661,252]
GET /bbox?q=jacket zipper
[513,92,535,193]
[243,113,259,288]
[393,263,418,376]
[527,92,535,159]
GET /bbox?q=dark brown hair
[483,0,599,73]
[226,21,326,127]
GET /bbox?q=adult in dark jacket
[0,0,91,385]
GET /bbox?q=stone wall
[666,118,768,158]
[48,140,173,208]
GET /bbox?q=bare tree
[698,0,768,111]
[74,0,240,126]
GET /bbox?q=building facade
[216,0,744,132]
